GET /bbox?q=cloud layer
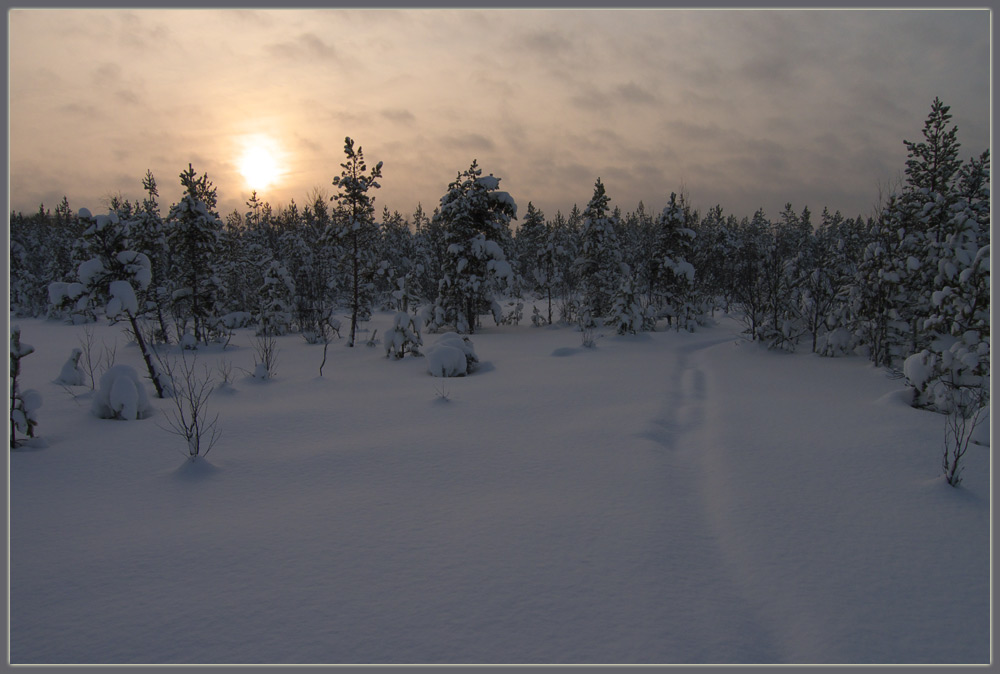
[9,9,990,224]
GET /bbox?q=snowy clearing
[8,311,990,665]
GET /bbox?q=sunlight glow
[238,136,283,192]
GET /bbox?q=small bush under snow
[92,365,153,420]
[56,348,86,386]
[426,332,478,377]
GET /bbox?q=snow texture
[8,313,989,665]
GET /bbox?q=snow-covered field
[8,310,990,665]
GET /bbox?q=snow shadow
[171,457,221,482]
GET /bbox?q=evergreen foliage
[574,179,622,325]
[331,137,384,347]
[166,164,224,346]
[430,160,517,334]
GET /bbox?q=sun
[238,137,283,192]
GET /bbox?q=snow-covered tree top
[475,175,501,191]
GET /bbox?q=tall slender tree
[331,137,383,347]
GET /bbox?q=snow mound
[56,348,85,386]
[426,332,478,377]
[92,365,153,420]
[875,387,916,408]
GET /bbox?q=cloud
[519,28,574,57]
[266,32,336,61]
[569,87,614,111]
[441,133,496,153]
[114,89,140,106]
[616,82,658,105]
[381,108,415,123]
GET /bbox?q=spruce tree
[651,192,698,331]
[166,164,224,345]
[574,178,622,325]
[430,160,517,334]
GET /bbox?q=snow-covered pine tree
[126,170,173,343]
[9,212,44,317]
[60,208,168,397]
[430,160,517,334]
[958,149,990,248]
[849,195,914,368]
[411,203,444,305]
[759,203,812,351]
[287,191,338,342]
[258,259,296,336]
[904,149,990,413]
[331,137,383,347]
[535,214,563,326]
[385,271,423,359]
[516,202,547,286]
[896,97,965,356]
[690,204,735,314]
[515,202,559,325]
[378,207,416,305]
[621,203,656,314]
[574,179,622,326]
[550,209,580,323]
[610,272,643,335]
[730,210,772,341]
[10,326,41,448]
[166,164,224,346]
[651,192,698,331]
[805,208,859,355]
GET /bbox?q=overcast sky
[8,8,990,226]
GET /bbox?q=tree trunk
[348,232,359,347]
[127,312,165,398]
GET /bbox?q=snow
[8,312,989,664]
[91,364,152,420]
[107,280,139,316]
[426,342,467,377]
[56,348,85,386]
[109,371,141,421]
[475,175,500,190]
[77,257,105,286]
[425,332,477,377]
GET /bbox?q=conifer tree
[331,137,383,347]
[516,202,547,285]
[651,192,698,330]
[430,160,517,334]
[53,208,168,397]
[127,170,172,342]
[574,178,622,325]
[166,164,224,345]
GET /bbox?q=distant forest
[10,98,989,416]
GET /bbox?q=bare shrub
[942,380,989,488]
[249,332,279,379]
[157,351,220,460]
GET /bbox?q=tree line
[9,99,989,417]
